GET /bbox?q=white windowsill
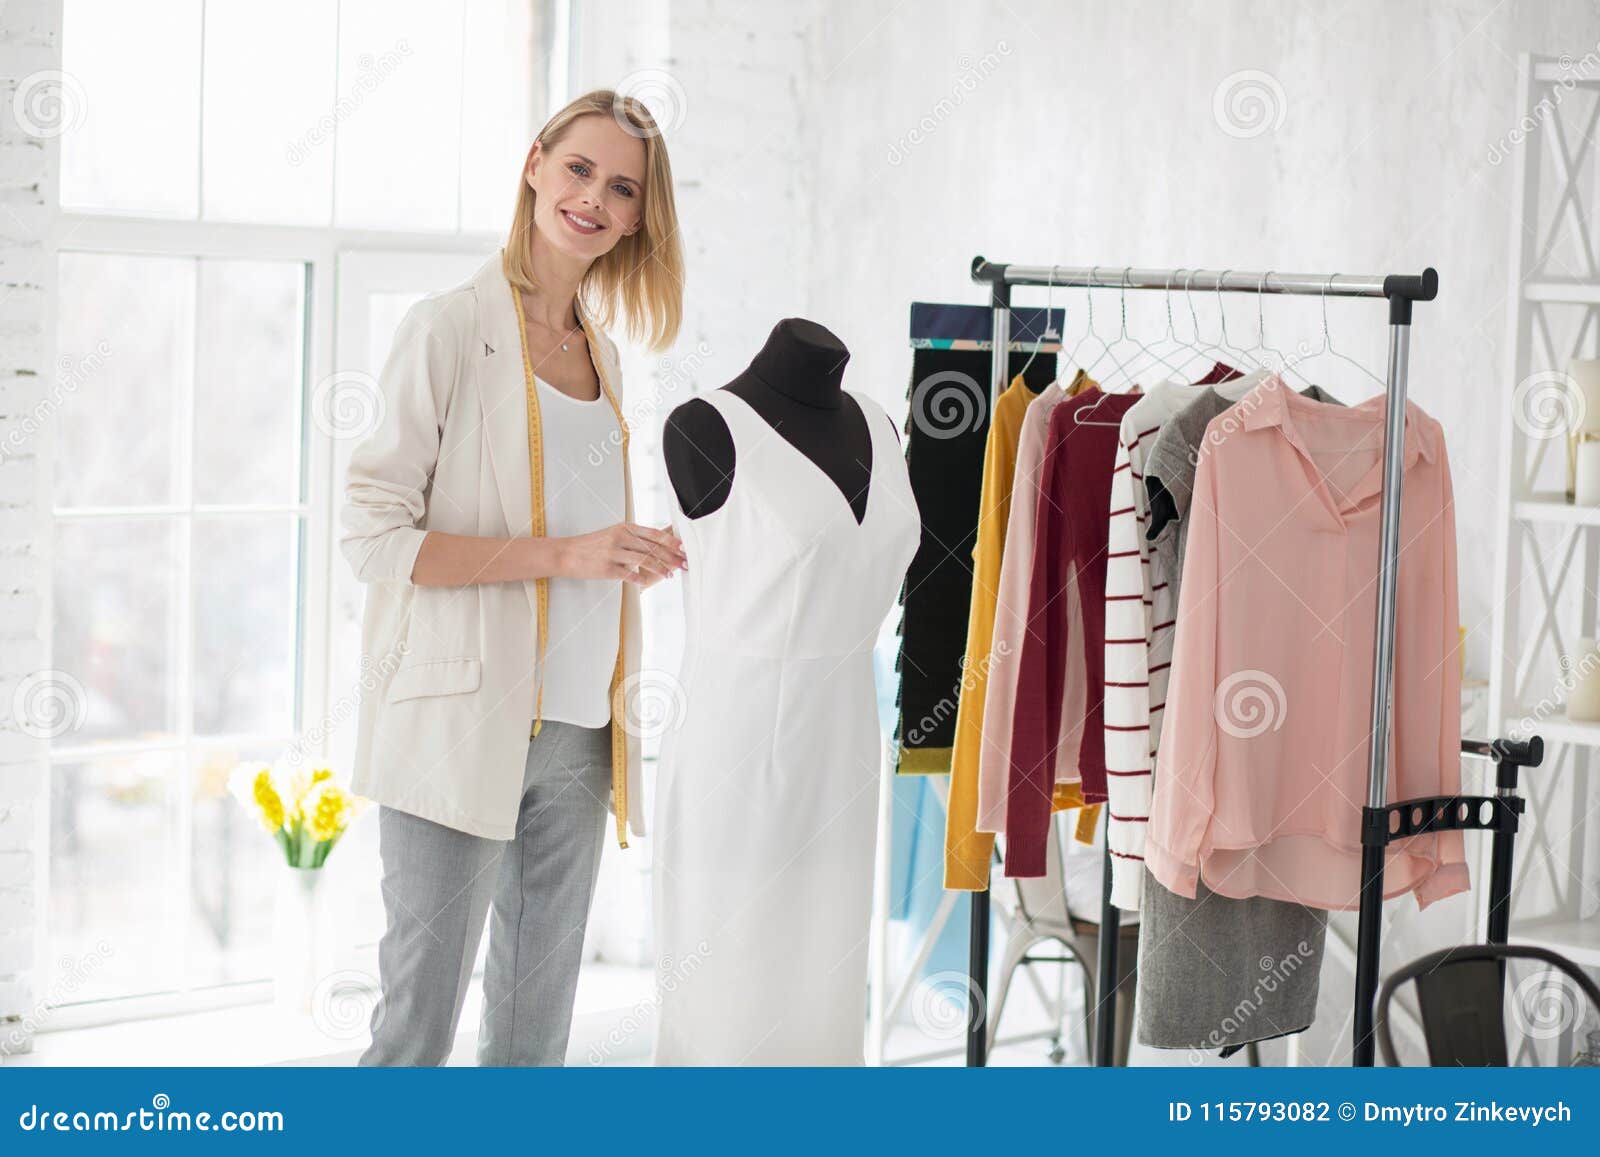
[8,963,656,1068]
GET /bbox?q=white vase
[272,866,337,1016]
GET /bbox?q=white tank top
[533,374,625,727]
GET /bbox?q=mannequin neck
[743,318,849,409]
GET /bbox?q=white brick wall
[565,0,823,968]
[0,0,61,1058]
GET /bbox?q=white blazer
[339,249,645,845]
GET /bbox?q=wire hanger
[1184,269,1240,375]
[1291,273,1385,394]
[1252,272,1314,389]
[1075,269,1143,426]
[1155,268,1213,383]
[1062,265,1099,373]
[1083,267,1144,392]
[1235,271,1270,365]
[1070,267,1120,385]
[1112,265,1190,388]
[1012,265,1056,386]
[1212,269,1266,373]
[1072,267,1110,377]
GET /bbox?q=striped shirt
[1102,381,1215,909]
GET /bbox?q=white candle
[1572,358,1600,434]
[1577,439,1600,505]
[1567,637,1600,723]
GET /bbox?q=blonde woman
[341,90,686,1066]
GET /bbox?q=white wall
[792,0,1600,1062]
[576,0,1597,680]
[801,0,1598,674]
[576,0,1600,1063]
[0,0,60,1056]
[3,0,1594,1061]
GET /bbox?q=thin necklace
[546,320,582,353]
[521,292,582,352]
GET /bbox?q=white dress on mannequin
[651,387,920,1065]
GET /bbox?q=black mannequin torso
[664,318,886,523]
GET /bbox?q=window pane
[460,0,538,234]
[194,259,307,505]
[60,0,201,216]
[187,739,284,988]
[50,755,177,1002]
[192,516,299,736]
[367,291,427,367]
[201,0,336,224]
[53,519,180,746]
[55,252,193,509]
[325,807,385,961]
[334,0,465,232]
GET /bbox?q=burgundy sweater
[1005,387,1139,877]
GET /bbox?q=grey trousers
[359,719,612,1067]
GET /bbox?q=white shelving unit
[1488,55,1600,963]
[1515,915,1600,968]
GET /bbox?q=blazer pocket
[385,656,483,703]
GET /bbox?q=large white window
[48,0,559,1015]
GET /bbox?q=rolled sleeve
[339,296,464,584]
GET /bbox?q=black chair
[1376,942,1600,1066]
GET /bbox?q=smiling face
[525,113,647,263]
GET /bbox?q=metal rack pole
[963,277,1012,1069]
[1092,840,1121,1066]
[1352,299,1416,1066]
[962,257,1437,1069]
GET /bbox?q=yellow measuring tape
[510,283,633,847]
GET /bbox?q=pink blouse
[1145,375,1467,911]
[976,384,1088,832]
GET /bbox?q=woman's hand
[556,522,687,587]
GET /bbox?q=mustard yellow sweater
[944,373,1098,891]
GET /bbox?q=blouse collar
[1236,372,1439,469]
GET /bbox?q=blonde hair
[503,89,684,351]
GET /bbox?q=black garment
[894,347,1055,775]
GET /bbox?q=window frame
[41,0,571,1028]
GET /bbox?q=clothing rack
[962,255,1544,1068]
